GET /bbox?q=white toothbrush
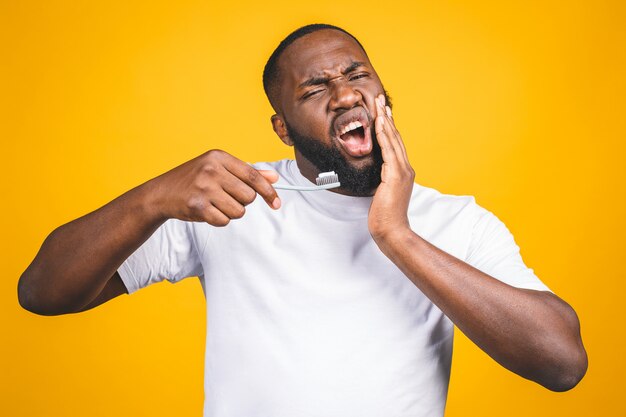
[273,171,340,191]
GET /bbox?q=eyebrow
[297,61,366,89]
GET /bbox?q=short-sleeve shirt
[119,159,549,417]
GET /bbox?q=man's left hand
[368,94,415,243]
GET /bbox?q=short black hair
[262,24,367,112]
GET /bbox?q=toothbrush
[273,171,340,191]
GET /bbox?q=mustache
[330,106,371,138]
[328,89,392,138]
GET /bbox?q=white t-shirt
[119,159,549,417]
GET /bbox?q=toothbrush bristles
[316,171,340,186]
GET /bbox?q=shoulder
[405,183,491,258]
[251,159,291,174]
[250,159,300,188]
[408,182,482,221]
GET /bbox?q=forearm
[375,228,587,391]
[18,150,281,316]
[18,180,164,315]
[368,95,586,390]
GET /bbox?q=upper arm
[466,206,551,292]
[76,272,128,313]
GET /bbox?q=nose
[328,80,362,111]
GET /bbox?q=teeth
[339,120,363,136]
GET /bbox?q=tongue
[340,129,371,157]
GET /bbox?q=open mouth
[333,108,373,158]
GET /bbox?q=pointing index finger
[225,158,281,209]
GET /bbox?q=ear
[271,114,293,146]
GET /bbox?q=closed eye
[302,89,325,99]
[349,73,369,81]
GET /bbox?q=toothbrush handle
[272,183,340,191]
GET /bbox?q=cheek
[293,106,332,137]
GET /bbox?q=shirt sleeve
[465,205,551,292]
[117,219,204,294]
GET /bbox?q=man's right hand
[146,150,281,226]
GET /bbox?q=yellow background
[2,1,624,416]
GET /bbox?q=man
[18,24,587,416]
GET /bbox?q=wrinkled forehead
[277,29,371,91]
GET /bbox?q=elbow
[518,292,588,392]
[543,348,588,392]
[18,271,49,315]
[18,272,41,315]
[18,270,70,316]
[541,342,588,392]
[540,298,589,392]
[18,227,83,316]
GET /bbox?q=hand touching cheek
[368,95,415,242]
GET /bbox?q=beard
[284,91,391,196]
[285,121,383,197]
